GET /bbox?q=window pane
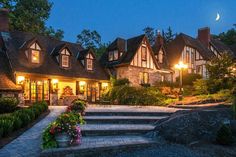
[44,80,49,100]
[24,79,30,100]
[109,51,113,61]
[62,55,69,67]
[114,51,118,60]
[87,59,93,70]
[31,50,40,63]
[144,73,149,84]
[141,46,147,60]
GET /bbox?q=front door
[87,83,99,102]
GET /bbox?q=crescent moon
[216,13,220,21]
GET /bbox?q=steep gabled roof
[100,34,159,69]
[166,33,215,65]
[210,38,236,58]
[0,31,109,81]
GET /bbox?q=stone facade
[116,66,162,86]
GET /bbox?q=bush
[106,85,167,105]
[0,101,48,138]
[176,73,202,85]
[113,78,130,86]
[0,97,19,114]
[67,100,86,114]
[193,79,209,95]
[216,124,234,145]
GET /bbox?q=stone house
[100,34,172,86]
[0,9,110,105]
[166,27,236,81]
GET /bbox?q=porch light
[16,76,25,84]
[174,61,188,101]
[52,79,59,84]
[79,81,86,86]
[102,83,108,88]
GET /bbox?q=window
[159,50,163,63]
[139,72,149,84]
[29,42,41,64]
[141,46,147,61]
[186,51,190,63]
[60,48,70,68]
[31,50,40,63]
[196,65,203,74]
[113,50,118,60]
[109,51,113,61]
[86,53,94,70]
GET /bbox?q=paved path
[0,106,66,157]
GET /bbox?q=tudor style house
[167,27,235,81]
[100,34,172,86]
[0,9,109,105]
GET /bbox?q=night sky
[47,0,236,43]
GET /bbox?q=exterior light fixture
[16,76,25,84]
[174,61,188,101]
[52,79,59,84]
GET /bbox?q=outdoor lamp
[174,61,188,101]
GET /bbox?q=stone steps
[84,115,168,124]
[80,124,155,136]
[40,135,157,157]
[85,111,172,117]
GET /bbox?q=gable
[130,38,157,69]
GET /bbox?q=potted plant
[49,113,82,147]
[67,100,87,115]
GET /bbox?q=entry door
[87,83,96,102]
[30,81,43,102]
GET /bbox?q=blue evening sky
[47,0,236,43]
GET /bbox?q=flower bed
[42,100,86,149]
[0,101,48,138]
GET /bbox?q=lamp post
[174,61,188,101]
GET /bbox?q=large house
[100,34,172,86]
[0,9,110,105]
[167,27,236,80]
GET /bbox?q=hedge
[0,97,19,114]
[0,101,48,138]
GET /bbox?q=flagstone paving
[0,106,66,157]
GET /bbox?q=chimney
[197,27,210,48]
[155,30,164,47]
[0,8,9,32]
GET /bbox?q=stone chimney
[0,8,9,32]
[197,27,210,48]
[155,30,164,47]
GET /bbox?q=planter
[55,132,71,148]
[230,120,236,134]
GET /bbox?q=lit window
[139,72,149,84]
[31,50,40,63]
[87,59,93,70]
[61,55,69,68]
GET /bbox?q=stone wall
[116,65,162,86]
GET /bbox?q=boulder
[154,109,233,144]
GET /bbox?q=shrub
[67,100,86,114]
[216,124,234,145]
[0,101,48,138]
[176,73,202,85]
[113,78,130,86]
[106,85,167,105]
[193,79,209,95]
[0,97,19,114]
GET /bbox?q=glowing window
[31,50,40,63]
[61,55,69,68]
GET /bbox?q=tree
[163,26,176,44]
[76,29,108,58]
[1,0,64,40]
[77,29,101,49]
[143,27,156,46]
[214,25,236,46]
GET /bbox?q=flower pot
[55,132,71,148]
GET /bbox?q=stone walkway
[0,106,66,157]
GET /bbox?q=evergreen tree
[143,26,156,46]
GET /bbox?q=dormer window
[60,48,70,68]
[28,42,41,64]
[86,53,94,70]
[108,50,119,61]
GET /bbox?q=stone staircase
[41,108,175,157]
